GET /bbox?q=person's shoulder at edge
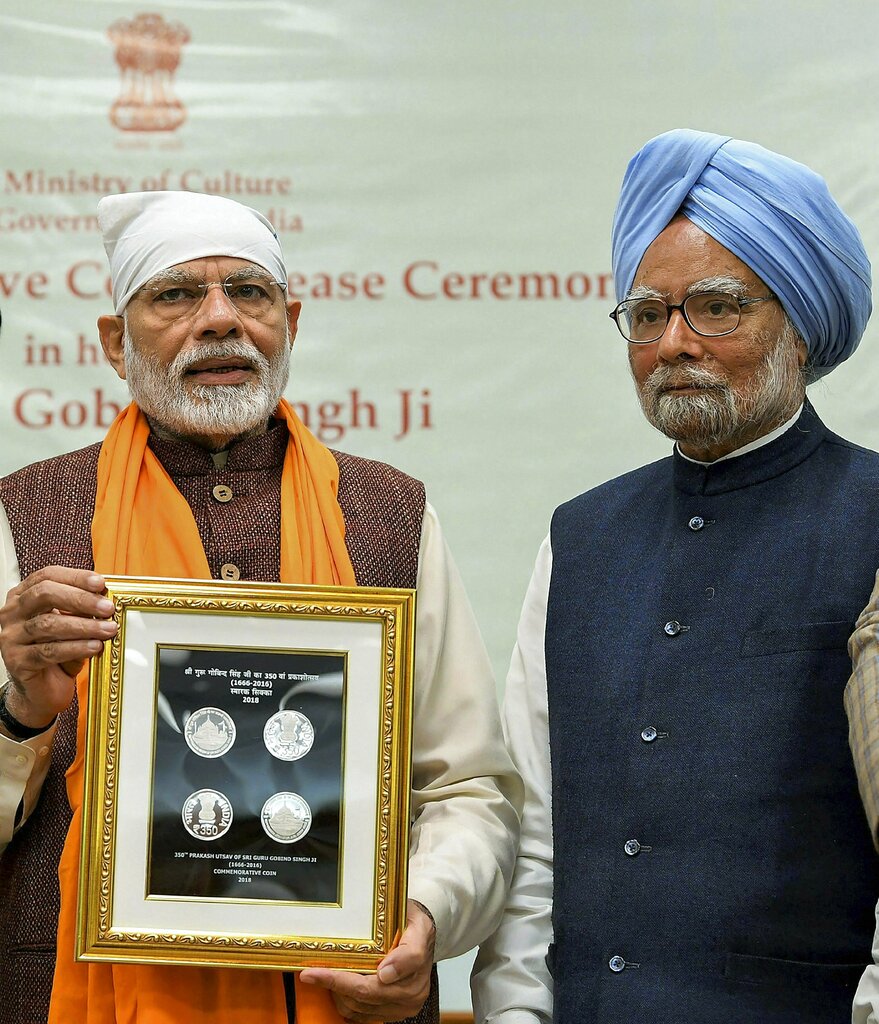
[328,446,424,485]
[0,440,104,488]
[820,426,879,466]
[553,452,675,519]
[791,401,879,468]
[552,409,879,521]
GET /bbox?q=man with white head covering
[471,130,879,1023]
[0,191,521,1024]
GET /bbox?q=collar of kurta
[146,418,290,476]
[672,400,826,496]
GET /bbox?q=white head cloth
[97,191,287,314]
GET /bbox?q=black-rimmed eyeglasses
[609,291,776,344]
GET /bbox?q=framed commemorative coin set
[75,575,416,972]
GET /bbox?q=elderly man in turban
[471,129,879,1023]
[0,191,521,1024]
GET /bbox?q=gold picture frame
[76,575,415,972]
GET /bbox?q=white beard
[122,323,291,446]
[635,324,805,453]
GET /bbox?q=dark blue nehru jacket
[546,402,879,1023]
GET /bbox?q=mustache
[170,341,268,376]
[643,363,729,394]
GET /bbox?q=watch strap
[0,684,57,740]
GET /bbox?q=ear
[98,315,127,380]
[796,338,808,367]
[286,299,302,348]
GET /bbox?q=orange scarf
[48,401,353,1024]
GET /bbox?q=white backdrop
[2,1,879,1011]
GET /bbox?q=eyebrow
[141,267,195,290]
[625,284,664,301]
[141,265,275,290]
[223,266,277,284]
[625,276,749,302]
[685,275,748,298]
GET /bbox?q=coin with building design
[184,707,236,758]
[261,792,312,843]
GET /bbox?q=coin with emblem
[184,707,236,758]
[261,792,312,843]
[182,788,233,841]
[263,710,315,761]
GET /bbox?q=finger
[6,568,111,619]
[332,1008,381,1024]
[334,992,401,1018]
[377,958,411,984]
[19,610,118,645]
[14,580,115,621]
[299,969,425,1021]
[376,924,433,985]
[335,994,420,1021]
[11,638,109,674]
[337,1010,383,1024]
[15,567,107,595]
[299,970,399,1005]
[377,943,426,984]
[331,974,427,1014]
[3,616,116,678]
[298,968,368,996]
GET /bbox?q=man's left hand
[298,899,436,1023]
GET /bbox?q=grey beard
[122,323,291,445]
[635,325,806,453]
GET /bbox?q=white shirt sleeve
[471,535,553,1024]
[0,497,59,855]
[853,903,879,1023]
[406,503,524,961]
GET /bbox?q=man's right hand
[0,567,117,730]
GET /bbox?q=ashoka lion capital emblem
[108,13,190,132]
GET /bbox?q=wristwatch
[0,684,57,740]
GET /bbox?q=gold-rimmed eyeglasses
[138,272,287,322]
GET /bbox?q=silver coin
[261,792,312,844]
[263,710,315,761]
[184,707,236,758]
[182,789,233,842]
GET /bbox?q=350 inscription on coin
[263,709,315,761]
[182,788,234,841]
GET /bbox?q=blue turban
[611,129,871,376]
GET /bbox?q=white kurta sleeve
[853,900,879,1023]
[406,503,523,961]
[0,497,58,855]
[471,536,553,1024]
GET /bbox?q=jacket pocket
[725,951,865,992]
[740,620,852,658]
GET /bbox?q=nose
[655,306,706,364]
[192,283,242,339]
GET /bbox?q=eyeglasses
[138,272,286,322]
[609,291,776,344]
